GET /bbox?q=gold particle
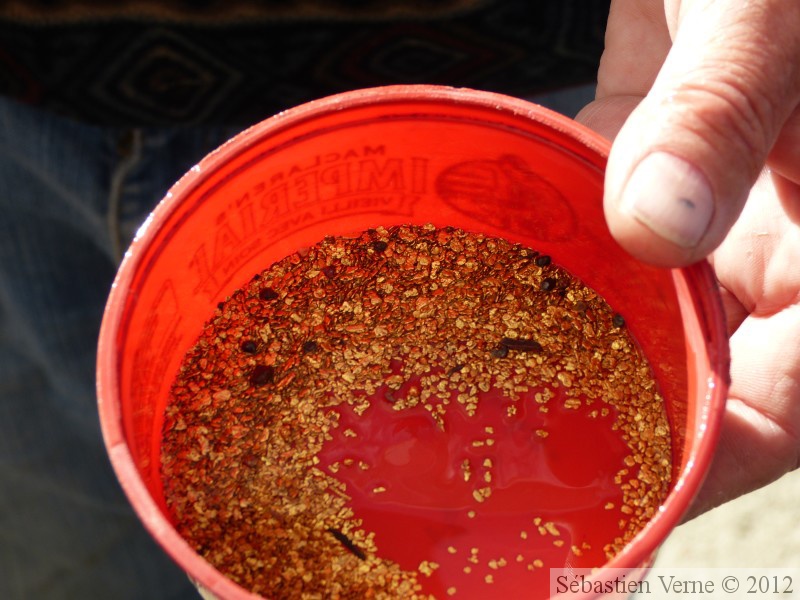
[544,521,560,536]
[461,459,472,482]
[418,561,439,577]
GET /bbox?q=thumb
[605,0,800,266]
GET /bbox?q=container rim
[96,84,729,600]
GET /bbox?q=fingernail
[620,152,714,248]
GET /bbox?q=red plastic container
[97,85,729,599]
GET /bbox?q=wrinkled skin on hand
[577,0,800,517]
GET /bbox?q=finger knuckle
[670,61,779,174]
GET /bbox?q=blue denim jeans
[0,95,242,600]
[0,85,594,599]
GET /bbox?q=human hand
[576,0,800,517]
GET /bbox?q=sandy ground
[654,469,800,568]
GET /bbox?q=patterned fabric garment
[0,0,610,126]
